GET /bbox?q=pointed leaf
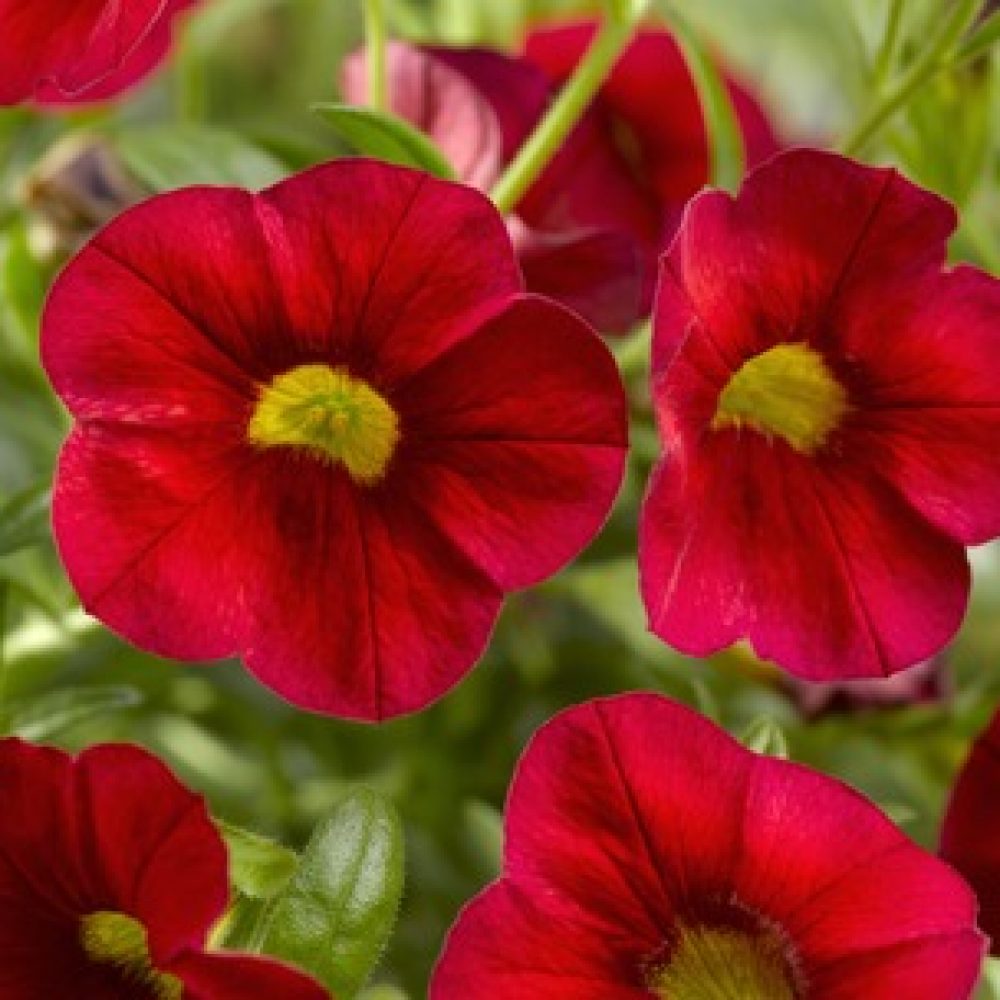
[261,789,405,999]
[312,103,456,179]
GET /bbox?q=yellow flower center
[650,922,799,1000]
[247,364,400,485]
[712,343,848,454]
[79,911,183,1000]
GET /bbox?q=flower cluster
[2,2,1000,997]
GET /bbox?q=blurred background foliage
[2,0,1000,996]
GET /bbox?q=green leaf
[261,789,405,999]
[114,124,288,192]
[741,717,790,759]
[0,483,51,557]
[663,5,745,191]
[0,220,46,351]
[5,685,141,741]
[312,104,456,180]
[217,820,299,900]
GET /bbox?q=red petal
[654,149,955,367]
[243,465,503,721]
[941,710,1000,954]
[169,951,329,999]
[394,295,627,589]
[640,431,970,680]
[430,883,648,1000]
[504,696,752,944]
[509,219,646,332]
[0,0,178,105]
[808,932,985,1000]
[843,266,1000,545]
[34,0,197,106]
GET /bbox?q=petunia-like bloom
[941,706,1000,954]
[342,23,778,332]
[42,159,628,721]
[0,0,197,106]
[0,737,327,998]
[640,148,1000,682]
[431,693,985,999]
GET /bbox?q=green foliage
[312,104,456,179]
[0,483,50,558]
[261,790,406,998]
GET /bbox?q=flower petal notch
[0,0,198,106]
[640,148,1000,682]
[42,159,629,721]
[430,694,985,1000]
[0,737,327,998]
[941,706,1000,954]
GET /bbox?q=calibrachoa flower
[523,21,779,312]
[431,693,985,999]
[941,706,1000,954]
[0,0,197,106]
[341,41,644,332]
[42,159,628,721]
[640,148,1000,681]
[342,22,778,332]
[0,738,327,998]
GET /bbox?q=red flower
[431,693,985,999]
[42,160,628,721]
[0,0,196,106]
[341,41,644,333]
[0,738,327,998]
[341,23,778,333]
[640,148,1000,681]
[941,707,1000,954]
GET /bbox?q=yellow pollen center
[712,342,848,454]
[650,923,798,1000]
[247,364,400,484]
[79,911,183,1000]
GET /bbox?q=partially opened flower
[43,159,628,721]
[341,41,646,332]
[0,0,197,106]
[941,707,1000,953]
[522,21,781,292]
[640,148,1000,681]
[0,738,327,998]
[342,23,778,333]
[431,693,985,999]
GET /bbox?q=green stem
[613,322,652,377]
[842,0,985,155]
[489,11,638,215]
[364,0,388,112]
[0,582,8,730]
[872,0,908,84]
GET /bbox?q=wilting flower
[788,655,950,718]
[640,148,1000,682]
[43,159,628,721]
[342,23,778,332]
[0,0,197,106]
[0,738,326,998]
[941,706,1000,954]
[432,693,985,999]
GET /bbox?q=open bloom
[342,23,778,332]
[42,159,628,721]
[941,707,1000,954]
[0,0,196,106]
[432,693,985,999]
[640,148,1000,681]
[0,738,326,998]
